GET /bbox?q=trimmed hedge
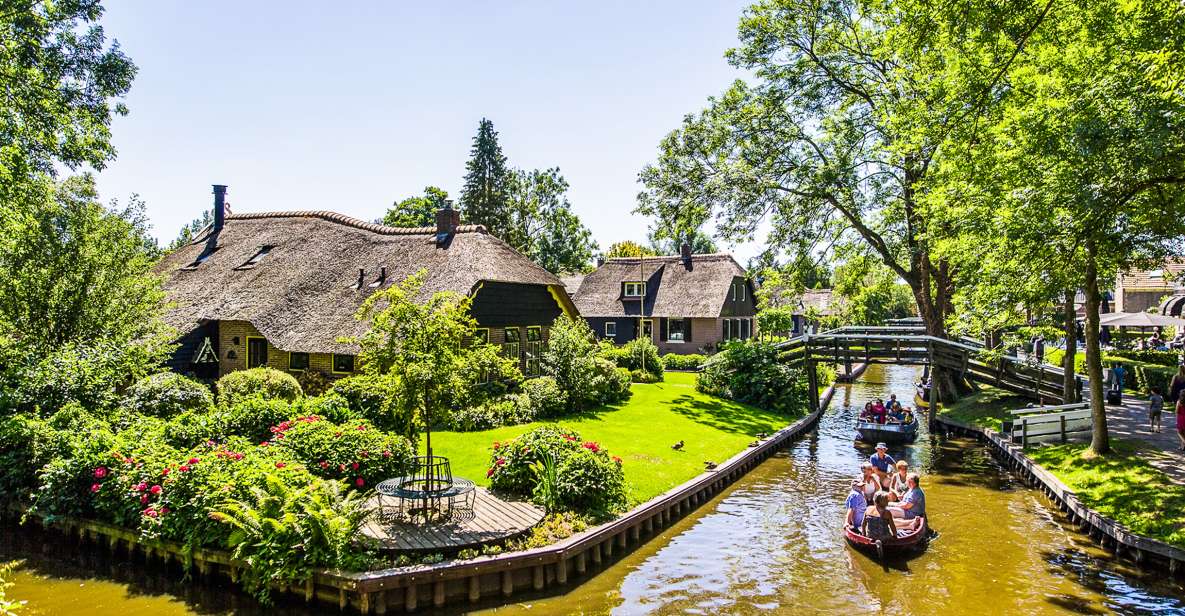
[216,367,302,407]
[661,353,707,371]
[123,372,214,418]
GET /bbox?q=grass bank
[425,372,796,505]
[1028,440,1185,549]
[936,386,1030,432]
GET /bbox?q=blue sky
[94,1,757,260]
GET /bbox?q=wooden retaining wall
[935,415,1185,573]
[12,386,837,614]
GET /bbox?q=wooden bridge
[776,326,1074,411]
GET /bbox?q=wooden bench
[1002,402,1091,447]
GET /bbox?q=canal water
[3,364,1184,614]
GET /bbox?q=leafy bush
[543,315,600,411]
[0,414,78,500]
[330,373,416,439]
[295,392,358,424]
[487,426,626,516]
[463,344,524,405]
[216,367,302,407]
[295,368,333,396]
[1134,364,1176,395]
[218,397,298,444]
[1109,349,1180,367]
[588,360,632,405]
[618,338,664,378]
[520,376,568,418]
[697,340,809,415]
[123,372,214,418]
[630,369,661,384]
[445,396,536,432]
[268,416,413,489]
[661,353,708,371]
[0,339,164,415]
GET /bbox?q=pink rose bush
[486,426,626,516]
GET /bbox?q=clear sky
[93,1,757,260]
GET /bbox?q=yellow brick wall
[217,320,356,379]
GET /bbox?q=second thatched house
[156,185,577,381]
[569,247,756,354]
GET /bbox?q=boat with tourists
[855,396,919,443]
[844,517,929,560]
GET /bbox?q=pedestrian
[1111,363,1126,393]
[1149,386,1164,433]
[1176,390,1185,451]
[1170,364,1185,404]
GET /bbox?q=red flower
[160,507,169,515]
[382,450,391,458]
[140,494,149,505]
[275,462,287,469]
[355,477,365,487]
[360,450,369,458]
[582,442,600,453]
[351,462,359,471]
[339,463,347,471]
[319,461,329,469]
[259,441,269,447]
[178,465,190,472]
[486,468,495,478]
[93,467,108,479]
[205,440,216,448]
[143,507,158,518]
[161,468,170,476]
[335,432,342,437]
[90,483,101,493]
[356,425,366,431]
[495,458,506,466]
[493,441,501,450]
[150,485,162,495]
[134,482,146,492]
[612,456,622,465]
[188,458,200,464]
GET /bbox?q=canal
[3,365,1184,614]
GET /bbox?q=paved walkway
[1089,389,1185,485]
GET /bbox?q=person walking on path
[1170,365,1185,404]
[1110,363,1127,393]
[1175,390,1185,451]
[1149,386,1164,433]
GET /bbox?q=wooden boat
[914,383,930,410]
[855,419,918,443]
[844,517,928,559]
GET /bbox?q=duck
[704,461,718,471]
[756,432,769,439]
[671,440,684,451]
[748,440,759,448]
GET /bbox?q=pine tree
[459,118,511,237]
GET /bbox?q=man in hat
[869,443,896,483]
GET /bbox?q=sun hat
[876,442,888,450]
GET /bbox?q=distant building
[569,246,755,354]
[794,288,834,334]
[1115,259,1185,314]
[155,185,576,381]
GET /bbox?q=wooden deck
[360,487,545,552]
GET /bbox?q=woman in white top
[888,460,910,501]
[859,462,882,502]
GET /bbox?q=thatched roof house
[569,247,755,354]
[157,185,576,380]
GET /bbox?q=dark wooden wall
[586,316,638,344]
[165,320,219,380]
[720,276,757,318]
[471,281,564,327]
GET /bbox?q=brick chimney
[212,184,228,233]
[435,200,461,246]
[681,242,692,268]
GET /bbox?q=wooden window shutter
[659,318,668,342]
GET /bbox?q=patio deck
[360,487,545,552]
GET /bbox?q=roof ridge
[604,252,734,262]
[222,210,487,236]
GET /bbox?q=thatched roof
[798,289,835,316]
[559,274,585,296]
[1118,258,1185,291]
[155,210,569,354]
[571,254,747,318]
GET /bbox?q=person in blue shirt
[844,480,866,530]
[869,443,896,481]
[889,473,925,531]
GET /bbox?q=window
[623,282,645,297]
[739,282,746,301]
[474,328,489,345]
[246,337,268,368]
[502,328,521,362]
[722,319,729,340]
[605,321,617,337]
[741,318,751,339]
[236,245,274,270]
[182,246,219,270]
[525,327,543,377]
[332,354,355,374]
[732,281,746,301]
[668,318,686,342]
[288,352,309,371]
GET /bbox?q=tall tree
[647,228,718,255]
[603,241,656,259]
[168,209,212,251]
[636,0,1056,403]
[0,0,136,188]
[829,253,914,326]
[382,186,449,228]
[459,118,511,238]
[504,168,597,274]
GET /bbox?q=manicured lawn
[937,386,1030,432]
[423,372,795,505]
[1028,440,1185,549]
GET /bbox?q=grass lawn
[1028,440,1185,549]
[423,372,796,506]
[937,386,1031,432]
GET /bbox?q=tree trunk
[1083,243,1110,455]
[1063,288,1078,403]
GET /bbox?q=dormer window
[623,282,645,297]
[181,246,219,270]
[236,245,274,270]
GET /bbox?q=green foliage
[216,398,298,444]
[1133,365,1175,397]
[618,338,664,378]
[647,227,717,255]
[330,373,414,437]
[590,360,632,406]
[520,376,568,418]
[212,475,376,604]
[460,118,511,238]
[166,209,211,252]
[508,512,588,550]
[487,426,626,516]
[829,254,914,326]
[603,241,656,259]
[1106,349,1180,368]
[528,450,559,512]
[661,353,707,371]
[268,416,413,489]
[123,373,214,418]
[630,369,661,384]
[697,341,809,415]
[295,392,359,424]
[0,559,22,615]
[0,338,168,415]
[756,307,796,338]
[506,168,597,274]
[0,414,76,500]
[444,395,535,432]
[542,315,600,411]
[216,367,302,407]
[295,368,334,397]
[383,186,449,228]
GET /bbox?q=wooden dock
[360,488,545,552]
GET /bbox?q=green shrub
[630,369,661,383]
[618,338,664,377]
[219,398,297,444]
[268,416,413,489]
[0,414,78,500]
[295,392,358,424]
[588,359,632,405]
[543,315,600,411]
[487,426,625,516]
[521,377,567,418]
[163,410,225,449]
[445,395,537,432]
[295,368,334,396]
[1109,349,1180,367]
[697,340,809,415]
[661,353,708,371]
[0,339,162,415]
[1134,364,1176,396]
[330,373,416,439]
[216,367,302,407]
[123,372,215,418]
[598,343,631,368]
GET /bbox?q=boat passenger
[887,404,906,424]
[889,473,925,530]
[845,480,866,529]
[902,408,915,425]
[859,463,882,502]
[888,460,909,501]
[888,394,899,409]
[869,443,896,480]
[860,402,874,421]
[861,491,897,540]
[871,399,888,424]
